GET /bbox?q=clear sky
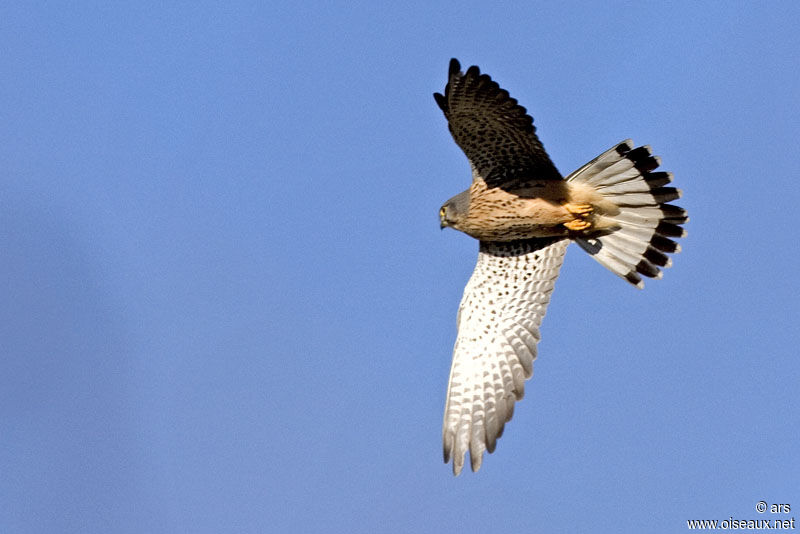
[2,2,799,533]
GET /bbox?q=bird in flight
[435,58,687,475]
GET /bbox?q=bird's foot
[563,202,593,231]
[563,202,593,217]
[564,219,591,231]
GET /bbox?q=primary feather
[443,238,568,475]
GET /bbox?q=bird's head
[439,190,470,230]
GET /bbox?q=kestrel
[435,59,687,475]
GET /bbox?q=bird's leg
[564,219,591,231]
[563,202,593,231]
[564,202,593,216]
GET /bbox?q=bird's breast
[456,181,574,241]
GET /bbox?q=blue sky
[2,2,799,532]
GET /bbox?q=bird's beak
[440,220,446,230]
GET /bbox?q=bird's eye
[439,207,446,218]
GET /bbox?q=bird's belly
[460,197,572,241]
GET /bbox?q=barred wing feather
[433,58,562,188]
[443,237,568,475]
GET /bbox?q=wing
[443,237,569,475]
[433,58,562,189]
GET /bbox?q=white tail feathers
[567,140,687,288]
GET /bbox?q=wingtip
[470,453,483,473]
[433,92,447,111]
[452,459,464,476]
[448,57,461,75]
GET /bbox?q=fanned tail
[566,140,687,288]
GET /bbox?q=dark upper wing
[434,58,562,189]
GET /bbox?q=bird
[435,58,687,475]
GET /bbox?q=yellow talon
[563,202,593,231]
[564,219,591,231]
[564,202,593,217]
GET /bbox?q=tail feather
[586,158,638,186]
[568,138,634,182]
[655,221,686,238]
[643,246,671,268]
[567,140,687,288]
[626,146,661,171]
[608,204,687,224]
[594,226,671,267]
[599,239,662,278]
[601,187,681,207]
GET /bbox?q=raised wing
[443,237,568,475]
[434,58,562,189]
